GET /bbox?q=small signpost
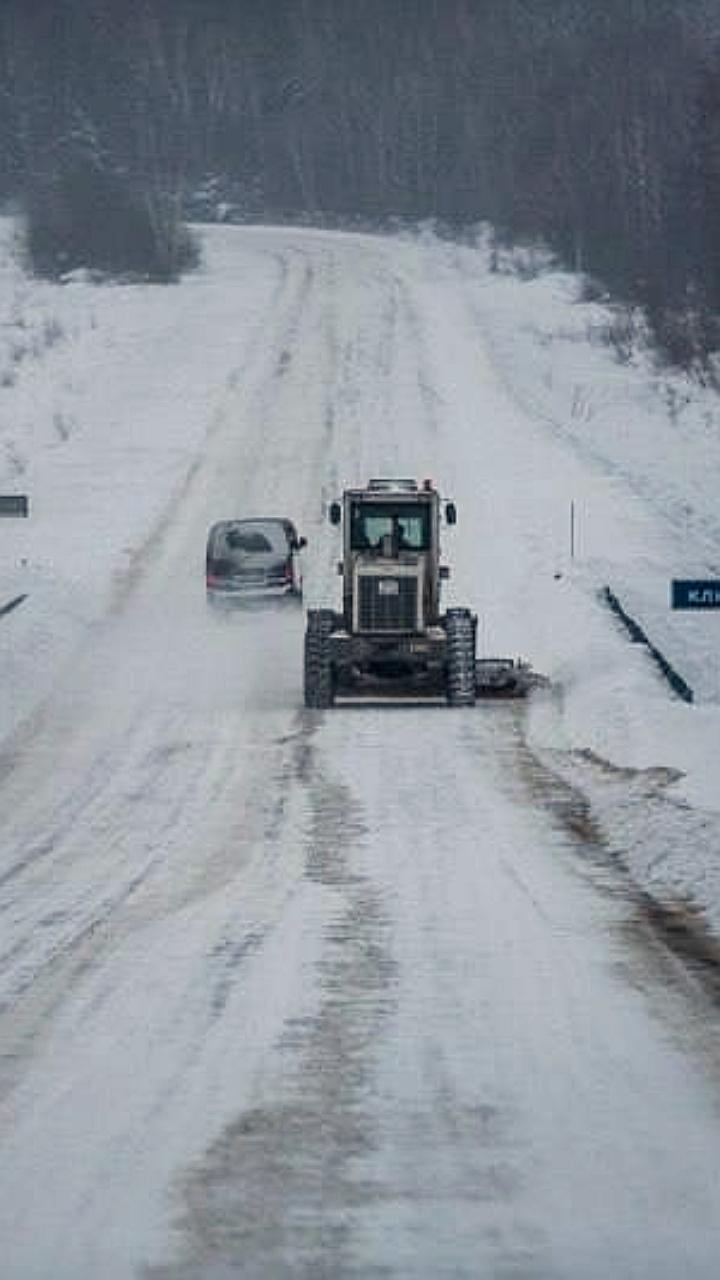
[672,580,720,610]
[1,494,30,616]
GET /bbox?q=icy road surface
[2,229,720,1278]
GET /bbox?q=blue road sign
[672,580,720,609]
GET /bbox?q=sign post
[1,495,30,617]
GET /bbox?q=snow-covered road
[2,228,720,1278]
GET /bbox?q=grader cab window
[350,502,430,553]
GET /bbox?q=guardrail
[600,586,694,704]
[0,593,28,619]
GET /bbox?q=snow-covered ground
[2,218,718,929]
[2,218,720,1277]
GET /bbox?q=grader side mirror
[329,502,342,525]
[445,502,457,525]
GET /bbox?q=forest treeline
[1,0,719,359]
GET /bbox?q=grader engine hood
[352,557,425,633]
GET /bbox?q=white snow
[2,217,720,1276]
[2,215,719,923]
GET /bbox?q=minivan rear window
[212,520,288,560]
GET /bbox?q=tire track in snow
[0,715,328,1278]
[148,703,575,1279]
[108,248,318,614]
[147,714,397,1280]
[0,710,252,1104]
[0,239,323,1106]
[517,718,720,1013]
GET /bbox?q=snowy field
[2,218,720,1277]
[2,217,719,931]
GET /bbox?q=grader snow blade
[475,658,547,699]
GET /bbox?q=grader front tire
[304,609,336,708]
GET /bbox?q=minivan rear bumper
[206,578,299,605]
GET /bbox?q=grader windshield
[349,502,430,552]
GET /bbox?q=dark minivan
[206,518,306,605]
